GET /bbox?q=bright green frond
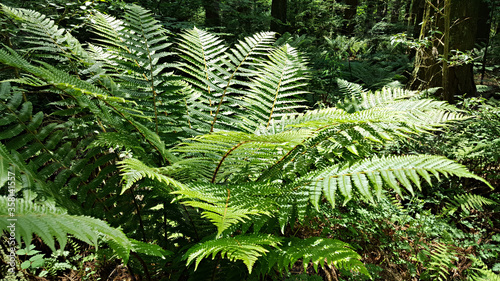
[264,237,368,276]
[442,193,497,216]
[245,44,308,129]
[0,197,132,263]
[308,155,491,208]
[118,158,185,194]
[1,4,90,64]
[173,183,276,237]
[183,234,281,273]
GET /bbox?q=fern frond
[174,130,309,182]
[130,239,173,258]
[172,182,278,236]
[470,270,500,281]
[263,237,368,276]
[245,44,308,129]
[178,28,277,133]
[90,5,185,139]
[442,193,497,216]
[468,256,500,281]
[337,78,366,98]
[118,158,185,194]
[0,197,132,263]
[424,243,458,281]
[0,48,128,104]
[183,234,281,273]
[1,4,90,64]
[307,155,491,208]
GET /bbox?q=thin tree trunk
[270,0,287,34]
[343,0,359,35]
[442,0,451,102]
[408,0,480,103]
[203,0,221,27]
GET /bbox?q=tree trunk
[270,0,287,34]
[408,0,480,103]
[203,0,221,27]
[475,0,491,46]
[410,0,425,38]
[342,0,359,35]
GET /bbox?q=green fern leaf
[264,237,368,276]
[184,234,281,273]
[309,155,492,207]
[245,44,308,129]
[443,193,497,216]
[0,197,132,263]
[118,158,185,194]
[173,186,272,237]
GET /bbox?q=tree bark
[342,0,359,35]
[475,0,491,46]
[408,0,480,103]
[270,0,287,34]
[203,0,221,27]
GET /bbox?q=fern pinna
[0,4,493,281]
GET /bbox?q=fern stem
[212,140,252,183]
[139,24,160,134]
[211,254,222,281]
[131,251,152,281]
[130,187,147,242]
[210,41,257,132]
[266,57,286,129]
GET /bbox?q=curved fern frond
[423,243,458,281]
[1,4,90,64]
[175,190,270,237]
[469,256,500,281]
[263,237,368,276]
[118,158,185,194]
[307,155,492,208]
[173,182,278,237]
[0,48,128,104]
[174,130,310,182]
[0,197,132,263]
[337,78,366,98]
[90,5,185,138]
[183,234,281,273]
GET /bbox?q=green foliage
[442,193,497,216]
[0,197,132,262]
[0,3,495,280]
[263,237,368,275]
[184,234,281,273]
[420,243,459,281]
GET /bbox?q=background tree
[270,0,287,33]
[408,0,481,103]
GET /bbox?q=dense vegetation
[0,0,499,280]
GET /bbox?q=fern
[469,257,500,281]
[308,155,491,208]
[422,243,458,281]
[0,5,493,280]
[118,158,185,194]
[442,193,497,216]
[262,237,369,275]
[244,44,308,129]
[173,184,274,237]
[90,5,184,138]
[0,4,90,66]
[178,28,309,134]
[183,234,282,273]
[0,197,132,263]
